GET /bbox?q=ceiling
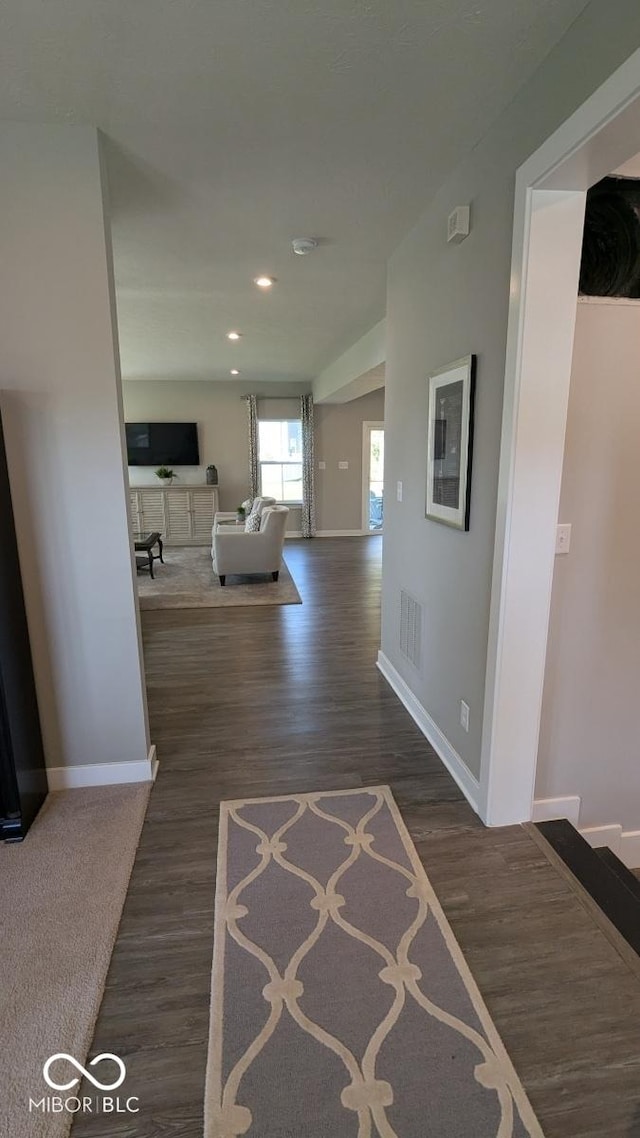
[0,0,589,384]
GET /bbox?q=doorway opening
[481,50,640,827]
[362,422,384,533]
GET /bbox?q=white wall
[123,380,309,532]
[537,300,640,832]
[123,380,307,490]
[123,379,383,534]
[0,124,149,773]
[381,2,640,782]
[315,389,385,532]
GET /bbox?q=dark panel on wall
[0,410,48,840]
[580,177,640,297]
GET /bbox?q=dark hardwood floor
[73,537,640,1138]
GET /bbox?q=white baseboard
[47,744,159,791]
[532,796,581,826]
[532,795,640,868]
[316,530,365,537]
[580,824,640,869]
[376,651,480,813]
[285,530,369,539]
[580,824,622,854]
[620,831,640,869]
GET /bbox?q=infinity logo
[43,1053,127,1092]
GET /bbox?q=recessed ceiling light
[254,276,275,289]
[230,369,240,376]
[226,330,241,341]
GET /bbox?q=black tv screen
[126,422,200,466]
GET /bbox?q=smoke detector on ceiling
[291,237,318,256]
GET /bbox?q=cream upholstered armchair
[212,505,289,585]
[213,496,276,532]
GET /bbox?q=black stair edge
[536,819,640,957]
[594,846,640,903]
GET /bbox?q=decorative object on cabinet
[155,465,176,486]
[206,465,219,486]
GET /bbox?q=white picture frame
[425,354,476,530]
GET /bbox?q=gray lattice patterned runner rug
[205,786,544,1137]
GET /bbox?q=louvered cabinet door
[129,490,142,532]
[129,486,218,546]
[138,489,166,535]
[164,490,192,545]
[190,488,218,543]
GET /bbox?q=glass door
[363,423,384,533]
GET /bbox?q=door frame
[480,48,640,826]
[362,421,384,535]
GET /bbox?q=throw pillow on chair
[245,512,261,533]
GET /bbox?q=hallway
[74,538,640,1138]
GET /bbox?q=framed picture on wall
[425,354,476,530]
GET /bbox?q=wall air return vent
[400,589,422,671]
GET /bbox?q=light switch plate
[555,523,572,555]
[460,700,470,732]
[397,481,403,502]
[318,461,326,470]
[338,461,348,470]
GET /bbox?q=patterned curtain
[300,394,316,538]
[245,394,259,500]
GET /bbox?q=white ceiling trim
[314,319,386,403]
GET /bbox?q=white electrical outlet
[397,480,403,502]
[338,461,348,470]
[318,461,326,470]
[555,523,572,555]
[460,700,470,732]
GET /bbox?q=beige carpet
[0,784,150,1138]
[137,546,302,609]
[206,786,544,1137]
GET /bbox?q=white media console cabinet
[129,484,220,546]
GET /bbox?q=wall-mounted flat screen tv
[126,422,200,466]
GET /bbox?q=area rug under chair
[137,547,302,609]
[206,785,544,1137]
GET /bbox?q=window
[258,419,303,503]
